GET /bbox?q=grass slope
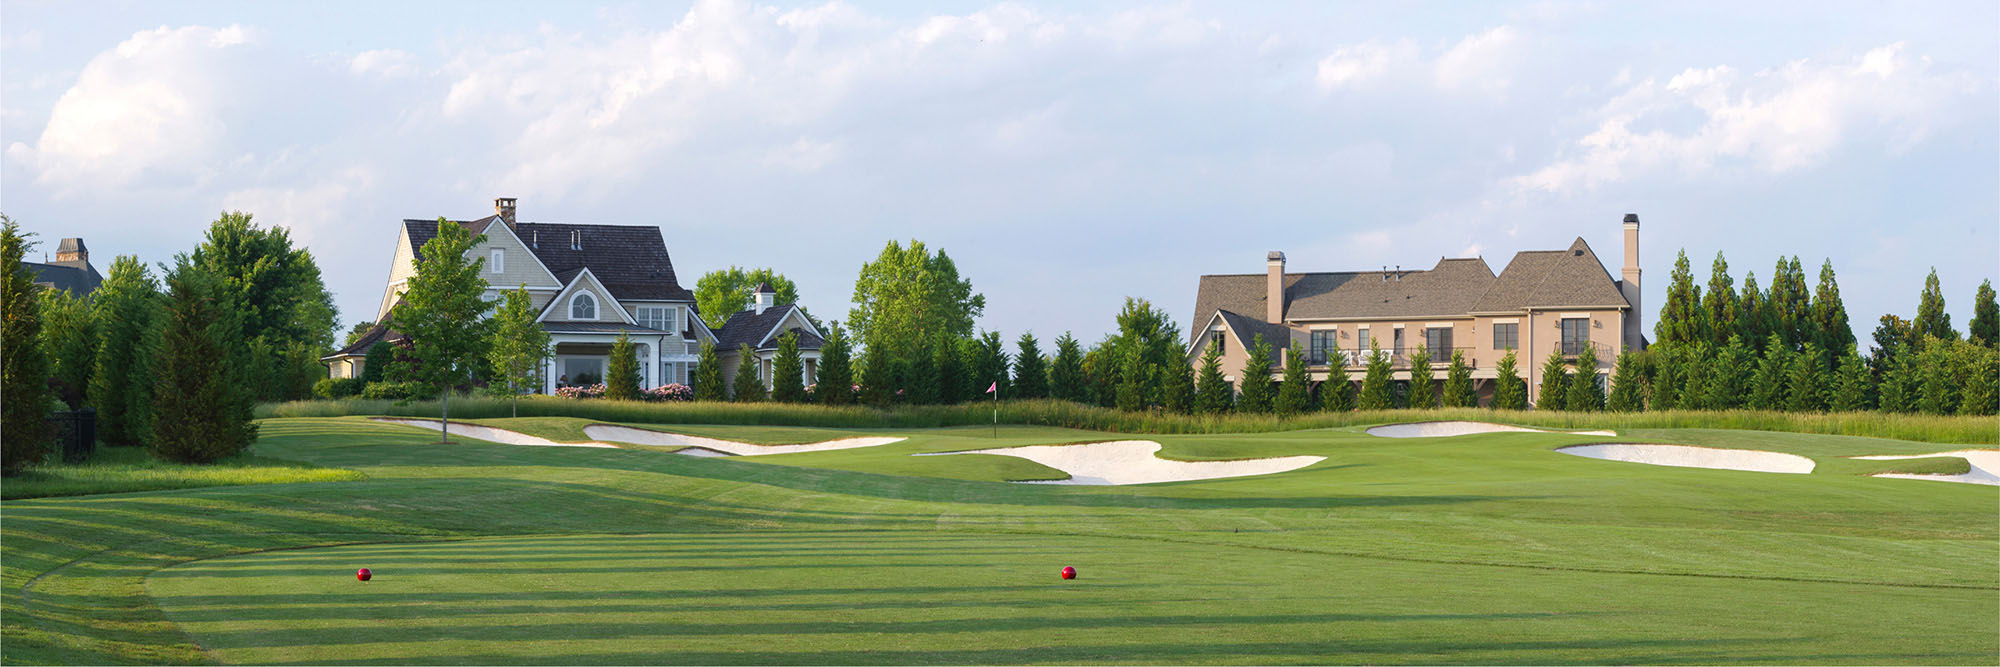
[2,446,365,500]
[2,417,1994,665]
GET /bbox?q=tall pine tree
[1607,350,1645,412]
[732,343,766,402]
[150,259,258,463]
[1967,280,1997,348]
[692,342,726,401]
[1011,333,1048,399]
[1492,349,1526,410]
[933,335,965,405]
[1235,334,1276,413]
[1357,339,1396,410]
[1828,345,1874,411]
[1705,336,1753,410]
[1535,348,1570,411]
[1274,341,1311,416]
[1048,333,1087,403]
[1768,256,1813,350]
[1914,268,1955,343]
[1406,345,1436,409]
[1704,252,1739,346]
[770,332,807,403]
[1193,339,1231,414]
[1738,271,1769,350]
[1784,342,1827,412]
[1162,356,1194,414]
[90,255,161,446]
[1,219,52,473]
[814,323,854,405]
[1566,344,1605,411]
[1810,259,1854,359]
[1747,335,1790,410]
[1656,250,1705,346]
[1442,349,1475,408]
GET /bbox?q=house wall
[1516,308,1624,406]
[476,224,562,292]
[544,278,626,323]
[376,227,418,321]
[1296,317,1477,381]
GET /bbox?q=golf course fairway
[5,417,1995,664]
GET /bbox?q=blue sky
[3,1,1995,346]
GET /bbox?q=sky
[3,0,1996,347]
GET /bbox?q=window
[1356,327,1369,351]
[570,292,597,320]
[685,342,701,355]
[635,306,671,331]
[1493,323,1518,350]
[1309,330,1335,364]
[1560,318,1590,355]
[490,249,504,274]
[1208,330,1226,356]
[1425,327,1453,356]
[1392,328,1405,355]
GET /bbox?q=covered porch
[540,327,699,395]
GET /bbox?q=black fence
[45,407,96,464]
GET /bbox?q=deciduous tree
[847,240,983,364]
[396,219,491,443]
[487,286,551,416]
[192,212,338,402]
[694,267,798,330]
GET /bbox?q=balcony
[1561,340,1612,359]
[1310,347,1478,370]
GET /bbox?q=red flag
[986,382,997,394]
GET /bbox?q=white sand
[1367,421,1617,438]
[370,418,620,448]
[918,441,1326,486]
[1849,450,2000,486]
[1557,443,1815,474]
[581,425,905,456]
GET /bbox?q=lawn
[3,416,1994,665]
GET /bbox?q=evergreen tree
[1747,335,1790,410]
[1492,349,1526,410]
[1650,344,1684,410]
[1810,259,1854,357]
[1275,341,1311,416]
[904,338,939,405]
[1769,256,1814,350]
[150,259,258,463]
[1954,342,1998,416]
[1738,271,1769,349]
[1876,351,1918,413]
[604,334,642,400]
[1968,280,1999,348]
[1080,344,1117,407]
[1011,333,1048,399]
[1829,345,1874,412]
[1784,342,1827,412]
[90,255,161,446]
[1162,355,1194,414]
[1,219,52,474]
[1115,346,1147,412]
[1321,367,1356,412]
[692,342,726,401]
[396,219,492,443]
[1406,345,1436,409]
[1914,338,1956,415]
[770,332,807,403]
[1193,340,1232,414]
[859,338,897,406]
[1705,336,1753,410]
[968,331,1011,399]
[362,341,392,384]
[815,323,855,405]
[1680,342,1715,410]
[1535,347,1570,411]
[1442,349,1475,408]
[1704,252,1740,346]
[1606,350,1643,412]
[732,343,765,402]
[1358,340,1397,410]
[1049,333,1087,402]
[933,335,965,405]
[1656,249,1705,346]
[1235,334,1276,413]
[1913,268,1955,343]
[38,288,97,408]
[1566,343,1605,411]
[487,287,551,416]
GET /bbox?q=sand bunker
[371,418,620,448]
[919,441,1325,485]
[1849,450,2000,486]
[581,425,905,456]
[1368,421,1617,438]
[1557,443,1815,474]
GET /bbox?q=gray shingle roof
[1472,238,1630,311]
[403,218,694,302]
[23,261,102,296]
[712,305,823,351]
[1214,309,1293,351]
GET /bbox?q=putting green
[148,531,1990,665]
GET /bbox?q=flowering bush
[644,383,693,402]
[553,383,606,399]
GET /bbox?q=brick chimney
[495,197,517,231]
[1621,213,1642,350]
[1266,251,1286,323]
[54,238,87,265]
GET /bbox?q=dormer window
[570,292,597,320]
[491,249,504,274]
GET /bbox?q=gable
[474,221,563,290]
[539,268,634,325]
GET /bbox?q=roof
[22,261,102,296]
[712,305,823,350]
[55,238,86,255]
[1470,238,1630,312]
[1214,309,1292,350]
[403,218,694,302]
[539,322,671,334]
[326,317,406,359]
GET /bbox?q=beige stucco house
[322,198,821,394]
[1187,214,1646,406]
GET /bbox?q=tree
[1747,335,1790,410]
[815,323,855,405]
[2,218,52,474]
[1162,356,1194,414]
[1437,349,1474,408]
[1784,342,1827,412]
[1081,343,1117,407]
[1954,342,1998,416]
[1656,250,1704,346]
[770,332,807,403]
[694,267,799,331]
[344,320,376,347]
[692,342,726,401]
[1768,256,1813,350]
[191,212,337,402]
[1098,298,1183,408]
[1703,252,1739,346]
[1114,346,1147,412]
[150,259,258,463]
[1193,340,1231,414]
[1566,344,1605,411]
[1914,338,1956,415]
[606,333,642,400]
[1403,345,1434,409]
[732,344,765,402]
[1492,349,1525,410]
[1649,344,1684,410]
[1869,314,1916,376]
[1236,334,1276,413]
[1606,349,1644,412]
[1535,348,1569,411]
[1678,342,1713,411]
[1877,350,1918,413]
[38,288,97,409]
[847,240,983,364]
[90,255,161,446]
[1357,340,1396,410]
[1321,367,1355,412]
[362,341,393,384]
[1704,336,1753,411]
[933,335,965,405]
[1914,268,1955,343]
[487,287,551,416]
[1012,333,1049,399]
[1810,260,1854,358]
[860,338,899,406]
[1829,345,1874,412]
[903,338,938,405]
[1737,271,1769,349]
[395,219,491,443]
[967,331,1011,400]
[1049,333,1087,403]
[1969,280,1998,348]
[1274,341,1311,416]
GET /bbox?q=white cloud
[7,25,256,194]
[349,49,417,78]
[1315,40,1408,91]
[1514,42,1977,193]
[1434,25,1519,93]
[762,136,841,171]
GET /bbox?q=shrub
[606,333,641,400]
[644,383,694,402]
[2,218,53,474]
[313,377,364,399]
[361,341,392,383]
[1406,345,1436,409]
[361,381,438,401]
[150,260,257,464]
[554,383,607,400]
[732,343,765,402]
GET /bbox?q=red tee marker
[1060,566,1076,580]
[356,568,372,582]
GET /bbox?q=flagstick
[992,381,999,439]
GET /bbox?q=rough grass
[263,396,2000,444]
[2,446,366,500]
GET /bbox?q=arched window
[570,292,597,320]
